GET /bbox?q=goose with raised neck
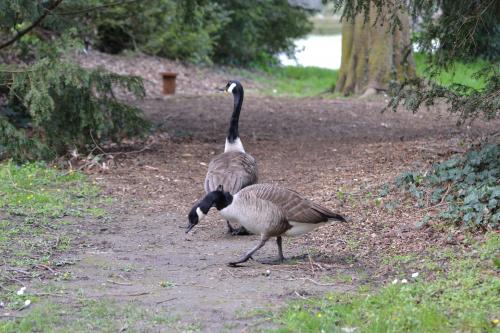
[202,80,258,236]
[224,80,245,153]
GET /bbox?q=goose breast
[205,151,258,194]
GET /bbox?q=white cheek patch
[196,207,206,221]
[227,83,237,93]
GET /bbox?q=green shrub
[0,46,148,161]
[396,144,499,229]
[72,0,312,65]
[212,0,313,66]
[89,0,229,63]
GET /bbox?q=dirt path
[32,94,498,332]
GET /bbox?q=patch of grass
[345,239,360,251]
[0,161,102,296]
[120,264,136,272]
[236,307,273,320]
[0,298,191,332]
[159,280,175,289]
[324,273,353,284]
[0,161,99,217]
[253,66,339,97]
[271,233,500,333]
[414,53,490,90]
[381,254,418,267]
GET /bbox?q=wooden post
[161,72,177,95]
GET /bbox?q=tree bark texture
[335,3,416,96]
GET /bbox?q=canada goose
[186,184,346,266]
[204,80,258,235]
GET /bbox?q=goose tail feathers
[327,212,346,222]
[312,205,347,222]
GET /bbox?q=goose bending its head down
[204,80,258,235]
[187,184,346,266]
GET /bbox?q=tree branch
[0,0,64,50]
[53,0,143,16]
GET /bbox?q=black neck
[199,190,233,213]
[227,88,243,143]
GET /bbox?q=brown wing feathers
[205,151,258,194]
[240,184,345,224]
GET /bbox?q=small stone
[401,279,408,284]
[411,272,419,278]
[16,287,26,296]
[392,279,398,284]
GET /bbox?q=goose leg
[276,236,285,263]
[228,236,269,267]
[226,221,235,233]
[226,221,251,236]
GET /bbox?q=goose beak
[216,87,227,94]
[185,223,196,233]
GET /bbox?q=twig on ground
[440,184,452,204]
[0,313,24,318]
[308,254,316,275]
[52,235,61,250]
[33,292,66,298]
[225,269,240,278]
[422,202,447,212]
[90,130,107,156]
[35,264,56,274]
[0,283,14,292]
[177,283,214,289]
[6,267,30,276]
[106,279,133,286]
[3,274,26,286]
[156,297,177,304]
[5,167,37,195]
[103,291,150,297]
[300,277,338,286]
[294,290,307,299]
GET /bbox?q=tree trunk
[335,3,416,96]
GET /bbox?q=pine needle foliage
[388,65,499,124]
[0,2,149,162]
[0,58,147,161]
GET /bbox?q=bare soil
[23,92,497,332]
[3,50,498,331]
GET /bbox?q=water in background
[279,34,342,70]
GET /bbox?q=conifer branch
[53,0,143,16]
[0,0,64,50]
